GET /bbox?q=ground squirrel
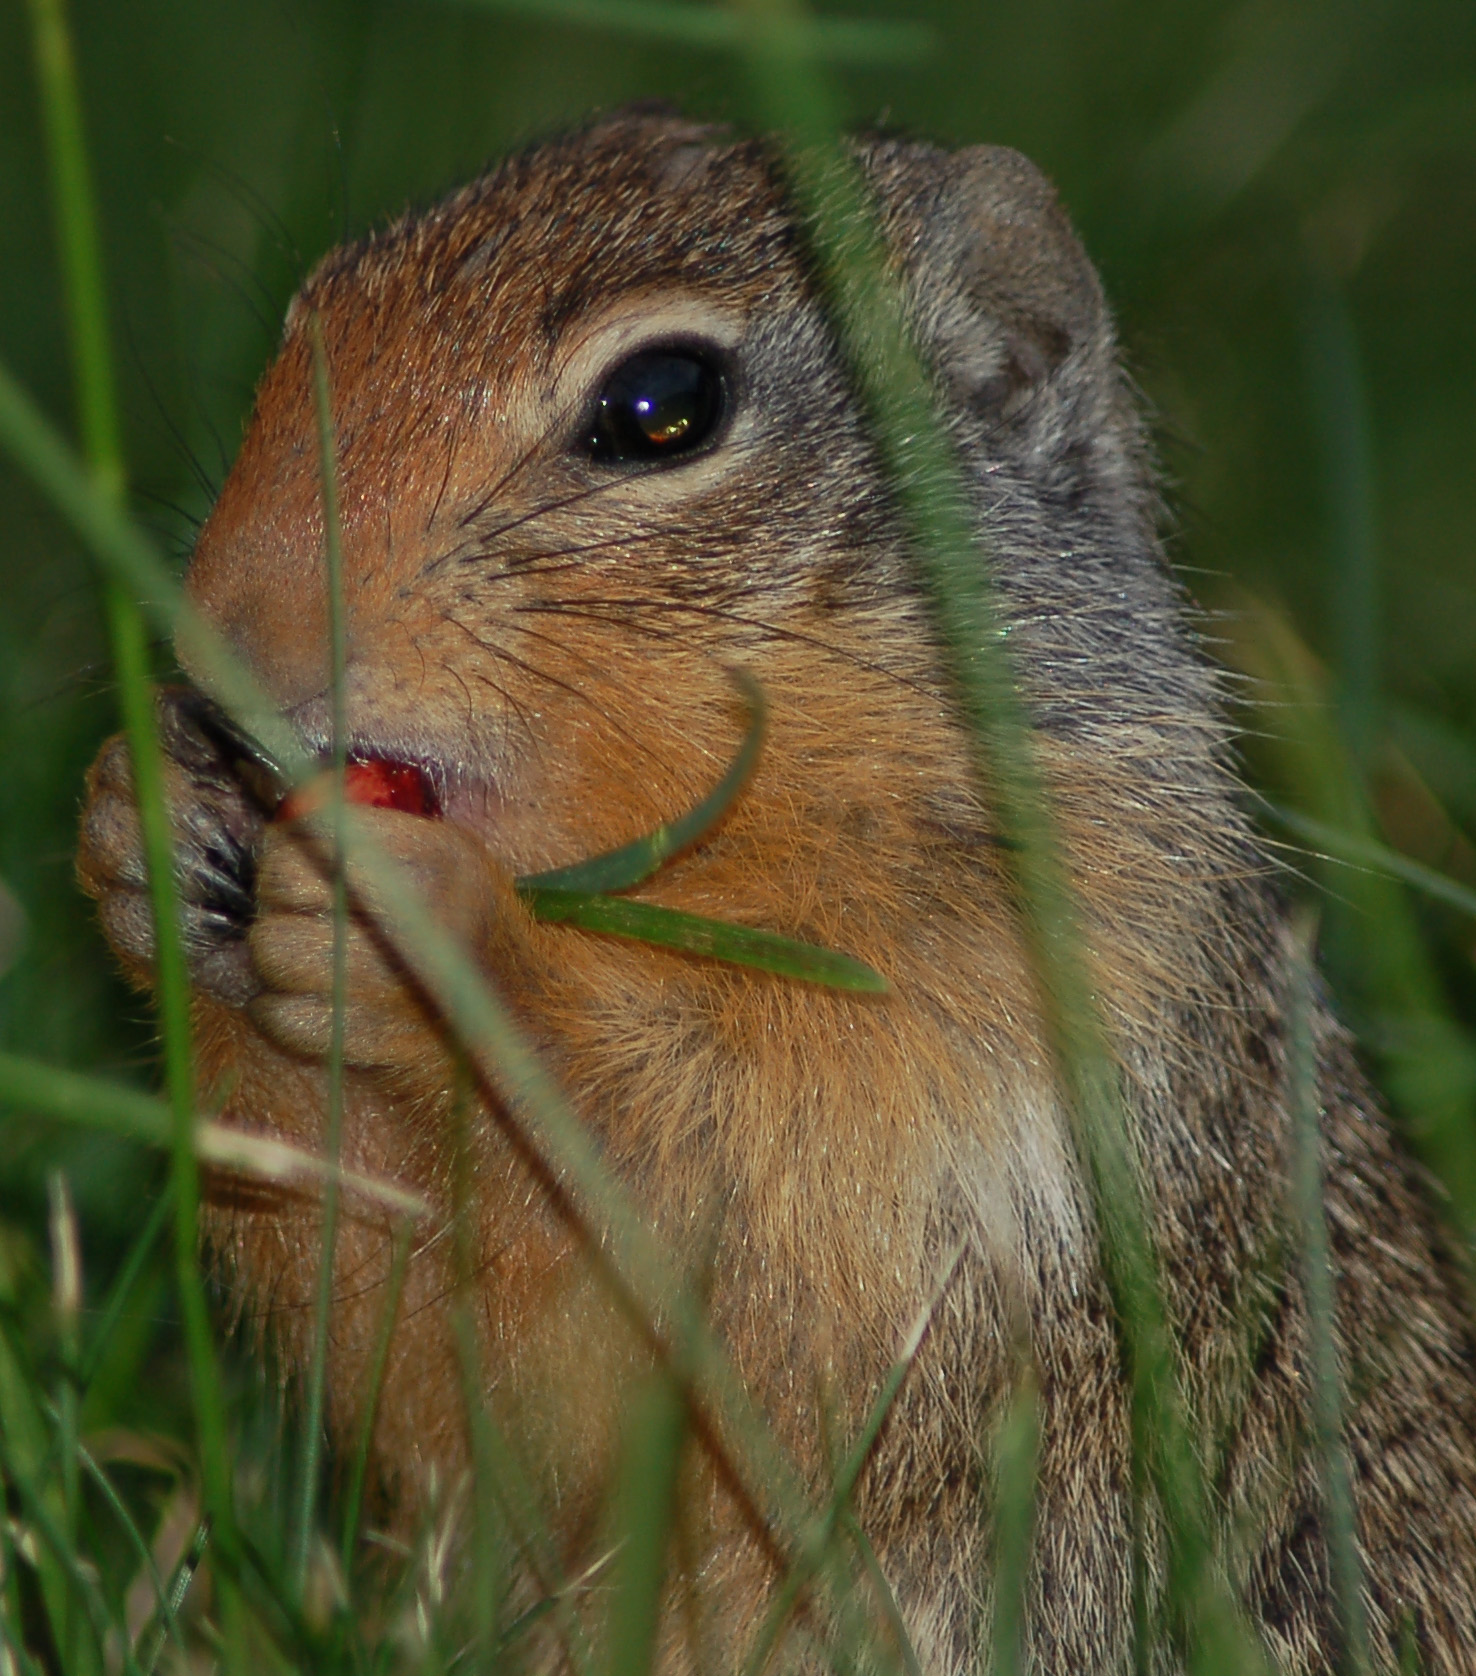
[76,108,1476,1671]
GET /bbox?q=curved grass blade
[66,1434,183,1667]
[521,669,765,894]
[520,888,887,992]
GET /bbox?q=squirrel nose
[181,521,332,711]
[179,423,335,708]
[183,574,332,712]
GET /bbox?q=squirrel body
[77,111,1476,1671]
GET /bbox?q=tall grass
[1,0,1474,1671]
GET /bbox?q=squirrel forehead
[289,124,801,394]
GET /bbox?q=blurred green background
[1,0,1474,1254]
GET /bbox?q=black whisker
[440,608,682,787]
[516,596,938,703]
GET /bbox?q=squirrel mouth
[170,687,544,879]
[167,687,449,824]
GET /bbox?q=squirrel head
[182,108,1210,890]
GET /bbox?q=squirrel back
[77,109,1476,1672]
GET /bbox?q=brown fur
[77,110,1476,1670]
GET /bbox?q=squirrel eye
[584,347,728,464]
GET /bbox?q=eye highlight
[583,346,728,465]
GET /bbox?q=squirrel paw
[77,690,266,1006]
[247,807,513,1073]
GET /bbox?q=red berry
[343,758,438,815]
[277,757,439,821]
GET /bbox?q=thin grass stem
[989,1373,1039,1676]
[605,1372,687,1676]
[22,0,237,1573]
[839,1517,923,1676]
[443,1066,589,1673]
[45,1173,84,1675]
[1287,909,1370,1675]
[79,1191,170,1389]
[63,1434,183,1663]
[1299,269,1379,769]
[740,1245,961,1676]
[290,317,352,1597]
[1266,802,1476,923]
[339,1220,413,1573]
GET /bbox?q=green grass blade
[1389,703,1476,836]
[290,317,352,1599]
[839,1515,923,1676]
[740,1247,962,1676]
[0,1314,72,1666]
[138,1519,210,1676]
[23,0,236,1569]
[79,1190,170,1390]
[442,1067,591,1672]
[0,1051,175,1146]
[521,888,887,991]
[338,1221,411,1573]
[435,0,934,63]
[1286,908,1370,1676]
[24,0,121,491]
[67,1434,183,1663]
[989,1373,1039,1676]
[1266,802,1476,922]
[521,670,765,894]
[0,1608,50,1676]
[605,1372,687,1676]
[0,359,302,777]
[1300,270,1380,767]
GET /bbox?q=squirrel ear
[858,138,1144,521]
[926,146,1107,398]
[860,139,1109,409]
